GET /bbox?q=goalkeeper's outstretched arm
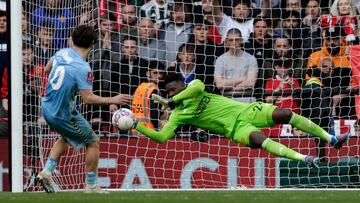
[135,113,180,143]
[135,124,174,143]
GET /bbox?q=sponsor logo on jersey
[192,96,211,118]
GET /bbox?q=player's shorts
[232,102,277,146]
[42,108,97,150]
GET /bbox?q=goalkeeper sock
[289,113,332,143]
[44,157,57,174]
[86,172,97,186]
[261,138,306,162]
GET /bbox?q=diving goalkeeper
[133,73,350,167]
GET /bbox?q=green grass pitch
[0,190,359,203]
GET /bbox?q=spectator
[263,37,303,83]
[307,26,350,75]
[23,43,44,134]
[111,35,150,96]
[212,0,254,43]
[329,0,359,43]
[160,2,192,65]
[245,17,273,66]
[140,0,171,31]
[302,0,322,58]
[275,10,304,53]
[90,13,121,131]
[33,22,56,66]
[0,10,7,89]
[265,58,300,114]
[214,28,258,103]
[31,0,75,49]
[119,3,138,37]
[138,18,167,66]
[284,0,303,16]
[301,56,351,160]
[99,0,122,30]
[200,0,223,45]
[307,26,355,118]
[303,0,321,27]
[245,17,273,90]
[0,64,7,137]
[168,43,212,87]
[132,60,165,130]
[188,17,225,91]
[78,0,97,27]
[22,12,32,43]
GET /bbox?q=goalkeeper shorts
[232,102,277,146]
[42,108,97,150]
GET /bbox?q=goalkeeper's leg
[249,131,319,167]
[272,108,350,149]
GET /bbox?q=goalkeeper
[133,73,351,168]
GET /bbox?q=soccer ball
[112,108,134,131]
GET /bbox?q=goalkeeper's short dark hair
[71,25,97,49]
[164,73,183,85]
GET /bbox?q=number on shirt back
[50,66,65,90]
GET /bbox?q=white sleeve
[217,15,233,41]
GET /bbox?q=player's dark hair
[71,25,97,48]
[164,73,183,85]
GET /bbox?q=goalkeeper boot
[85,185,109,194]
[332,132,351,149]
[35,171,55,193]
[304,156,320,168]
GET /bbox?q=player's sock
[44,157,57,174]
[86,172,97,187]
[261,138,306,162]
[289,113,332,143]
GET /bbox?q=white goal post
[11,0,23,192]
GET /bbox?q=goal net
[21,0,360,191]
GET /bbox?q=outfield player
[133,73,351,168]
[36,25,132,193]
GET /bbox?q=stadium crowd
[2,0,360,149]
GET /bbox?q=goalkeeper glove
[151,94,176,111]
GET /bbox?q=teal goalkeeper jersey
[136,79,251,143]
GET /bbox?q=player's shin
[44,157,57,174]
[86,171,97,186]
[85,139,100,187]
[289,113,332,143]
[261,138,306,162]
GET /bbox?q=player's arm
[135,114,179,143]
[152,79,205,110]
[80,89,132,106]
[172,79,205,103]
[44,58,53,74]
